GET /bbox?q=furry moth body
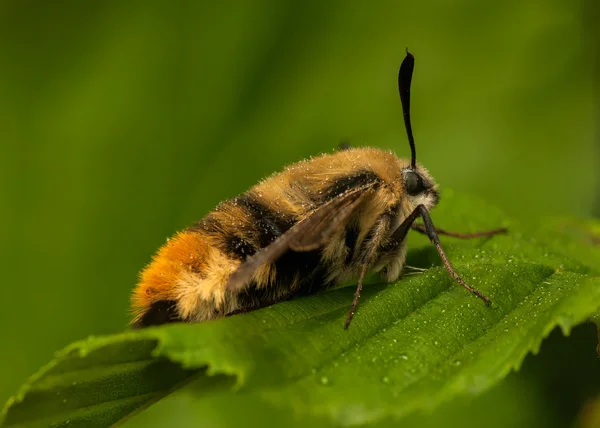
[131,51,506,329]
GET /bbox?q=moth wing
[288,187,371,252]
[225,183,375,292]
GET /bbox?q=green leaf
[3,192,600,427]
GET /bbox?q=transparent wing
[225,183,374,292]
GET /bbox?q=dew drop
[320,376,329,385]
[382,376,390,384]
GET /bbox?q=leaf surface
[3,193,600,427]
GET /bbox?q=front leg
[388,205,492,305]
[344,216,390,329]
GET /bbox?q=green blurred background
[0,1,597,426]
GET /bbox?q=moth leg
[344,262,369,329]
[411,223,507,239]
[404,265,427,272]
[344,218,389,329]
[390,204,491,305]
[402,265,428,276]
[401,265,428,277]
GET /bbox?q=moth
[131,51,506,329]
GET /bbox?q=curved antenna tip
[398,49,416,169]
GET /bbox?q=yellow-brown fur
[130,51,505,328]
[131,147,438,326]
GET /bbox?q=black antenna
[398,49,416,169]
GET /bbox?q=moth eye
[404,171,425,196]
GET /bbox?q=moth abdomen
[131,149,414,327]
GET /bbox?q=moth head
[402,165,439,210]
[398,50,439,210]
